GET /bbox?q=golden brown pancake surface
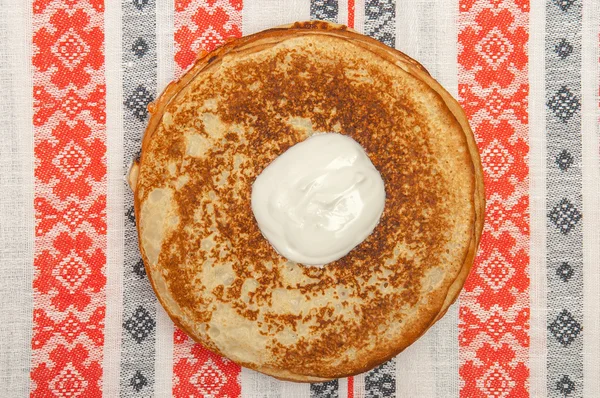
[133,21,484,382]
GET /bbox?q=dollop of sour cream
[251,133,386,266]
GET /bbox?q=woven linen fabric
[0,0,599,397]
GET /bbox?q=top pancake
[133,21,484,382]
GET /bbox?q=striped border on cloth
[0,1,35,396]
[545,1,584,396]
[119,0,159,395]
[458,1,530,397]
[172,1,243,397]
[30,0,107,396]
[581,1,600,396]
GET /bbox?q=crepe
[131,21,485,382]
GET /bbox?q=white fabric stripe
[529,0,548,396]
[394,0,419,59]
[155,306,174,398]
[242,0,310,35]
[281,379,311,398]
[338,0,349,25]
[239,367,312,398]
[103,0,125,396]
[395,0,458,93]
[0,1,34,396]
[338,376,348,398]
[354,0,365,34]
[240,360,312,397]
[240,368,282,398]
[394,1,459,396]
[353,372,366,398]
[395,318,462,396]
[394,340,435,397]
[156,0,175,91]
[433,0,458,98]
[581,0,600,396]
[155,1,175,396]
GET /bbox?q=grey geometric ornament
[365,362,395,398]
[556,149,574,171]
[365,0,395,47]
[124,306,156,343]
[311,380,338,398]
[133,0,149,11]
[547,86,581,123]
[548,309,582,346]
[548,198,582,234]
[311,0,338,22]
[130,370,148,392]
[556,262,574,282]
[126,206,136,224]
[132,37,149,58]
[556,374,575,396]
[124,85,153,122]
[553,0,576,12]
[133,258,146,278]
[555,38,573,59]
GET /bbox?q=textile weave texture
[0,0,599,397]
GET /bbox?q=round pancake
[132,21,485,382]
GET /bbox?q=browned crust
[134,20,484,382]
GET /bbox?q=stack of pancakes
[130,21,484,382]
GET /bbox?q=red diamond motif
[485,313,509,340]
[478,363,515,398]
[61,92,86,119]
[48,362,88,398]
[475,28,514,69]
[190,359,227,396]
[53,141,91,182]
[51,29,91,70]
[478,249,514,291]
[62,203,86,230]
[481,139,513,179]
[59,313,84,342]
[35,196,106,235]
[34,86,107,126]
[53,250,91,293]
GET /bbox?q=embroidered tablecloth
[0,0,599,397]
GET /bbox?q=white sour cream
[251,133,386,266]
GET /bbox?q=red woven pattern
[458,1,530,397]
[173,329,241,398]
[174,0,243,77]
[173,1,242,396]
[30,1,107,397]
